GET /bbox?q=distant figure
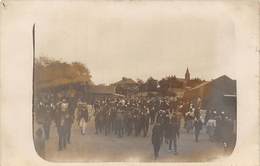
[64,113,73,144]
[221,116,234,153]
[167,115,179,154]
[58,115,67,151]
[185,110,194,133]
[61,99,69,112]
[43,109,52,140]
[193,117,203,142]
[206,118,216,141]
[214,113,223,141]
[150,107,156,124]
[34,128,45,159]
[115,108,124,137]
[78,104,88,135]
[152,121,163,160]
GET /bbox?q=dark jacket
[64,115,73,130]
[221,119,233,142]
[167,119,178,139]
[152,124,163,145]
[194,119,203,132]
[80,109,89,122]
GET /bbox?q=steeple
[185,67,190,81]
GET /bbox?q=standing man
[140,110,146,137]
[56,99,68,151]
[78,103,88,135]
[61,98,69,113]
[152,121,163,160]
[168,115,179,154]
[221,116,234,153]
[34,128,46,159]
[116,108,124,138]
[150,106,156,124]
[42,107,52,140]
[206,115,216,141]
[144,108,150,137]
[64,113,73,144]
[185,109,194,133]
[58,114,67,151]
[125,111,133,136]
[193,117,203,142]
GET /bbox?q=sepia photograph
[0,0,259,165]
[31,1,237,162]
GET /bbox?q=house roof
[88,85,116,94]
[190,81,210,90]
[184,75,236,113]
[211,75,236,95]
[112,77,137,85]
[188,75,236,94]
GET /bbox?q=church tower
[185,67,190,81]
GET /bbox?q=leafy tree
[158,78,169,95]
[144,77,158,92]
[158,75,185,96]
[34,56,92,89]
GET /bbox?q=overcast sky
[2,1,237,85]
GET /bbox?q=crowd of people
[33,90,236,160]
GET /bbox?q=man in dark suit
[194,117,203,142]
[64,113,73,144]
[58,115,66,151]
[34,128,45,158]
[152,121,163,160]
[167,115,179,155]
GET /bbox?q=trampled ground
[38,118,230,162]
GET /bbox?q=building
[184,75,237,118]
[85,85,117,103]
[111,77,139,96]
[87,85,116,95]
[175,67,194,88]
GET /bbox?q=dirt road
[37,117,230,162]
